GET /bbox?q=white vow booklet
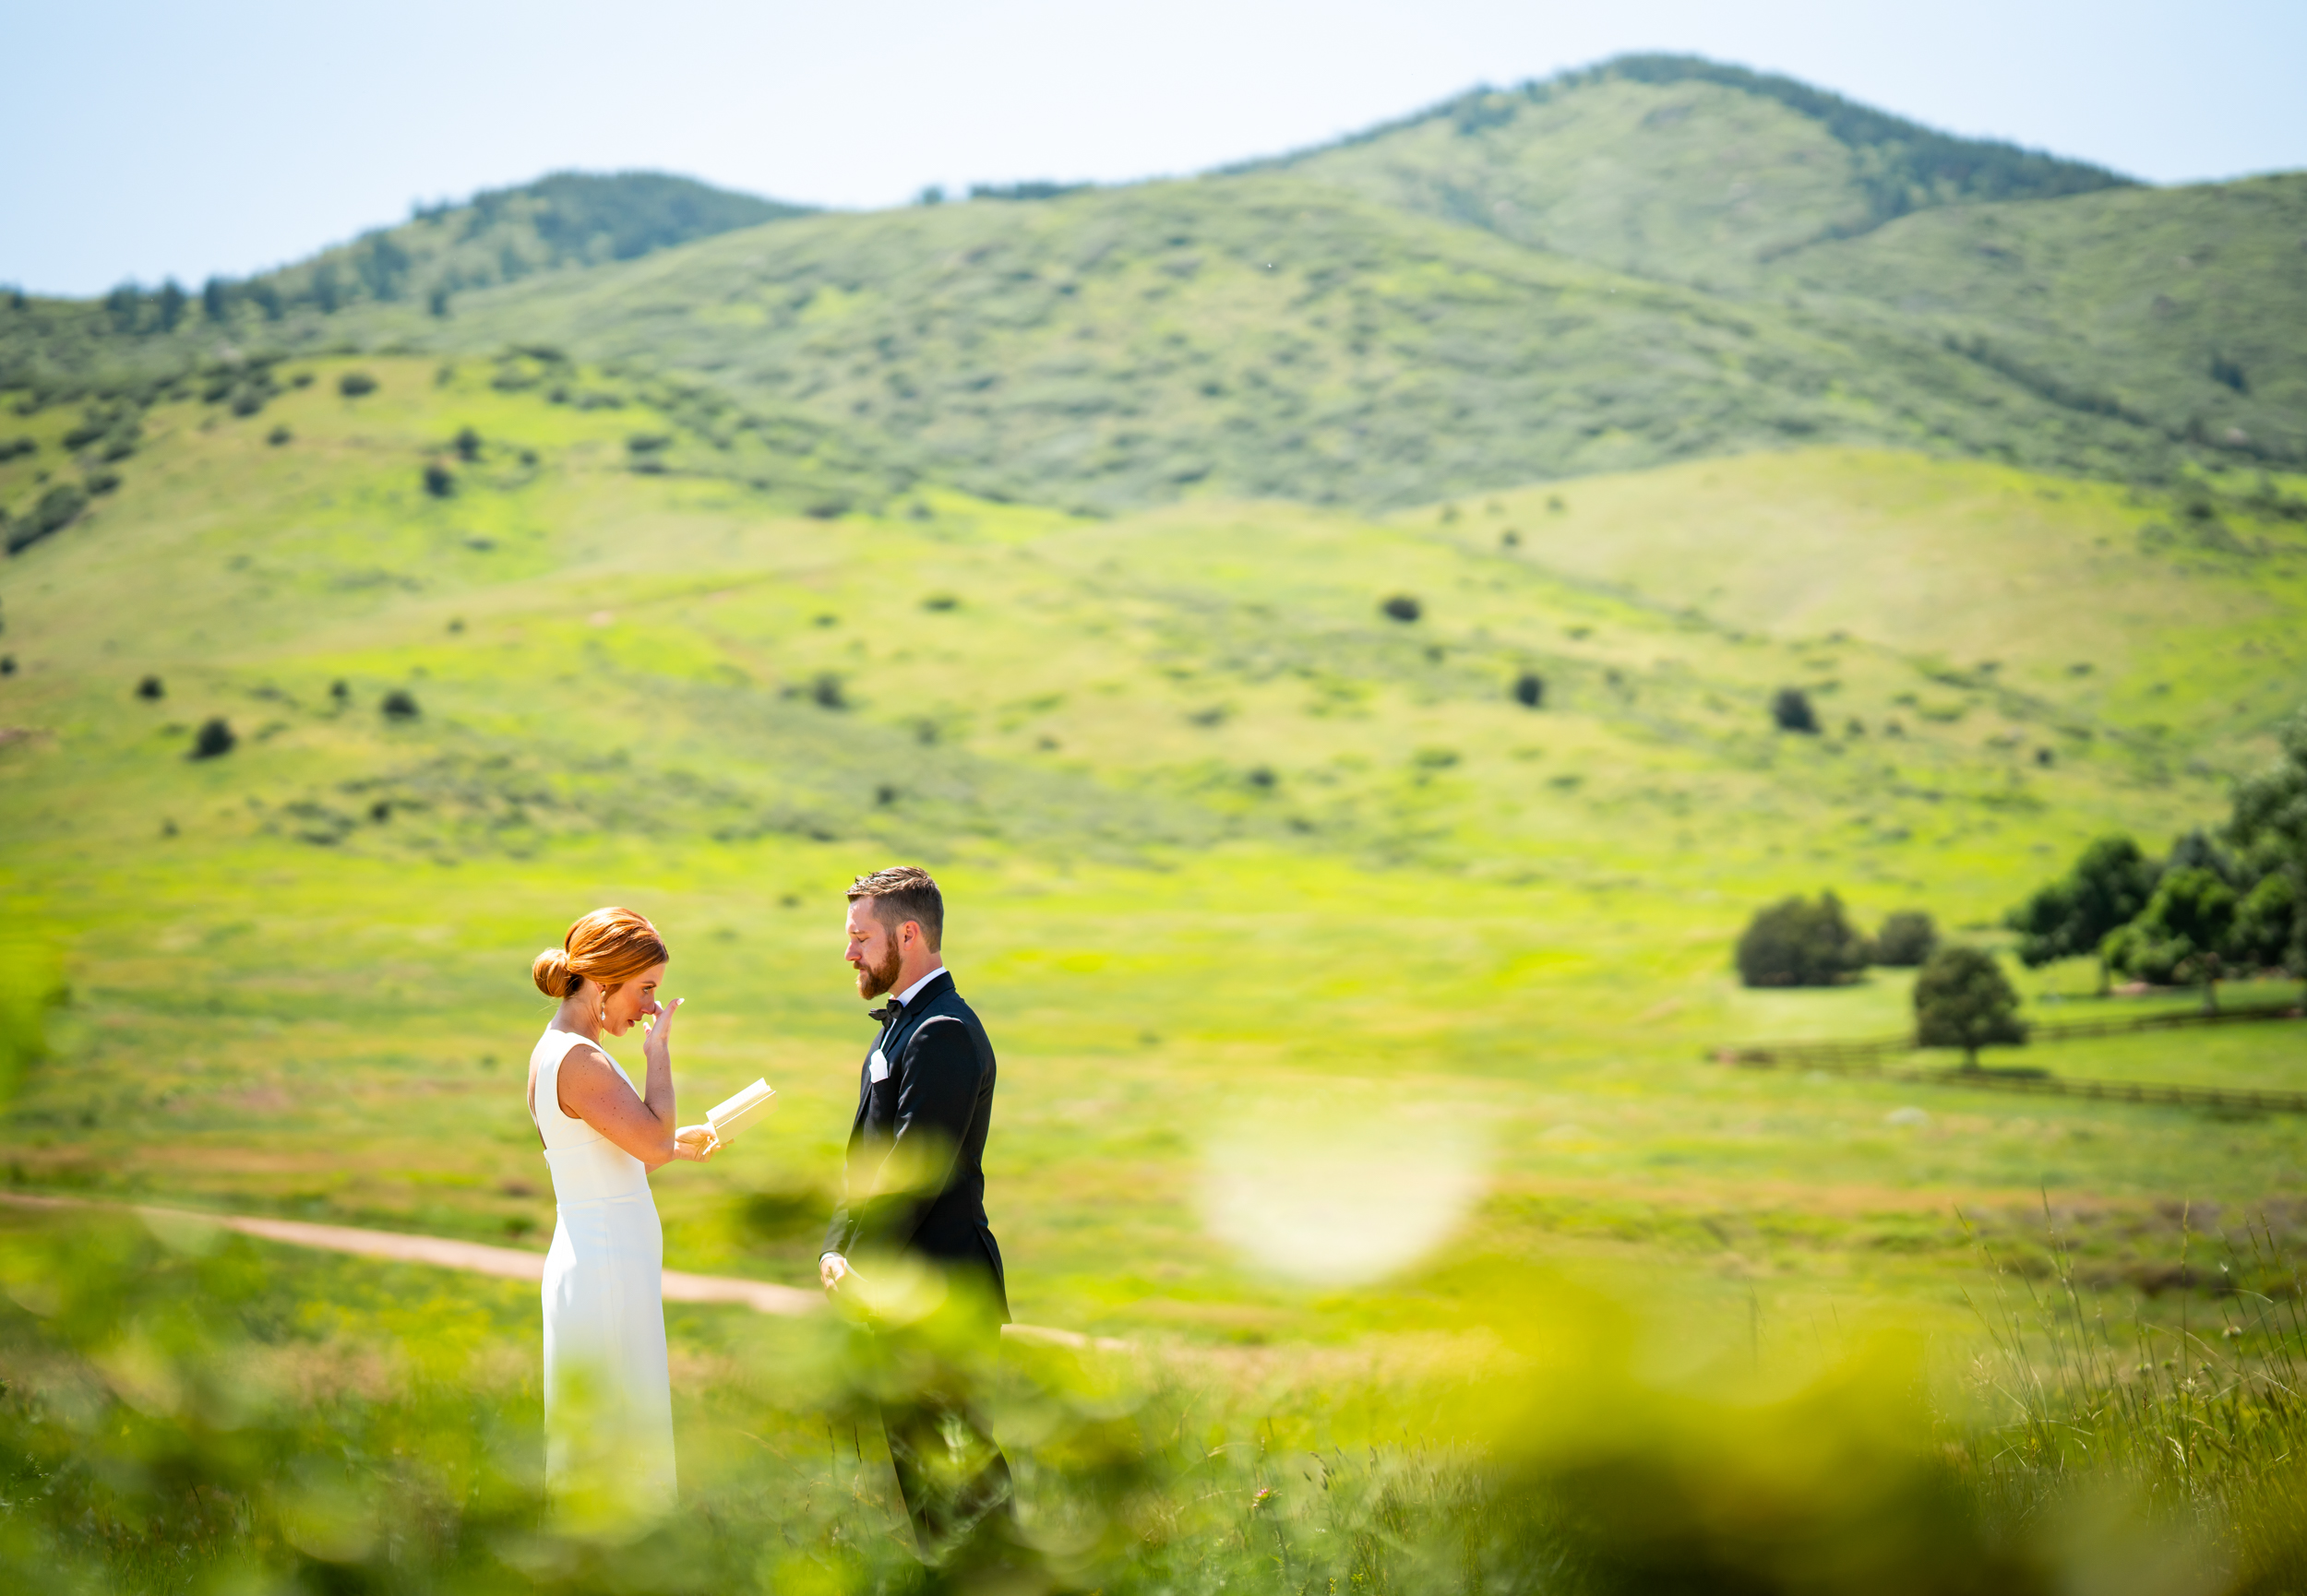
[706,1078,777,1142]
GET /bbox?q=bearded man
[819,865,1014,1554]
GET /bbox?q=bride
[527,907,719,1517]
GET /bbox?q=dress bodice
[529,1027,651,1204]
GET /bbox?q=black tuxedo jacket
[821,971,1008,1321]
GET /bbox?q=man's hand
[819,1253,852,1293]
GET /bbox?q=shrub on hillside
[1771,686,1820,733]
[809,673,846,710]
[1381,594,1422,623]
[189,718,235,759]
[6,484,88,554]
[0,437,36,461]
[1870,911,1939,968]
[85,470,120,496]
[380,690,421,721]
[1735,892,1868,987]
[136,675,163,701]
[267,425,292,447]
[453,427,482,462]
[338,372,377,398]
[1913,946,2026,1067]
[1512,671,1545,709]
[422,463,455,498]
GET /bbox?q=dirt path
[0,1192,1117,1347]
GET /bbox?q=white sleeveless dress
[529,1027,676,1516]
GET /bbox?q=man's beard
[855,942,902,1000]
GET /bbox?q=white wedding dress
[529,1026,677,1517]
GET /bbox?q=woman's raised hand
[642,995,682,1069]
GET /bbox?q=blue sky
[6,0,2304,295]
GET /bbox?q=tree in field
[2229,712,2307,986]
[1870,910,1938,967]
[2004,834,2158,994]
[1735,892,1869,987]
[1770,687,1819,733]
[2103,867,2240,1011]
[201,277,232,323]
[1913,946,2026,1067]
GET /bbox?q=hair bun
[532,948,577,998]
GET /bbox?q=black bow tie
[867,1000,903,1025]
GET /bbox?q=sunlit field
[4,328,2304,1588]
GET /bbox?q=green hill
[0,172,807,394]
[1774,173,2307,466]
[1264,54,2129,284]
[6,60,2299,509]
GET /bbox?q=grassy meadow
[4,348,2306,1589]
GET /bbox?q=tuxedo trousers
[872,1265,1013,1554]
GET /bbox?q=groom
[820,865,1014,1552]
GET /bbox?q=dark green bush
[381,690,420,721]
[810,673,846,709]
[1771,686,1820,733]
[135,675,163,700]
[1735,891,1868,986]
[422,462,455,497]
[190,717,235,758]
[0,437,34,461]
[84,469,120,495]
[1381,594,1422,622]
[6,483,88,554]
[338,371,377,398]
[1871,910,1938,967]
[452,426,482,461]
[1512,671,1545,708]
[267,425,293,447]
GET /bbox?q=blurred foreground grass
[5,1203,2306,1594]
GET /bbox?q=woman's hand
[671,1124,721,1161]
[641,995,682,1072]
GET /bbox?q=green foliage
[1736,891,1868,987]
[1381,593,1422,623]
[338,370,377,398]
[2229,713,2307,973]
[422,460,455,497]
[2104,866,2241,995]
[6,1212,2307,1596]
[5,482,87,554]
[2006,835,2158,982]
[1512,669,1544,709]
[189,717,234,758]
[380,689,420,721]
[1913,945,2026,1065]
[1770,685,1819,733]
[1870,910,1939,968]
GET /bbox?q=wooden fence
[1715,999,2304,1068]
[1712,999,2307,1114]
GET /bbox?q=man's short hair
[847,865,943,948]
